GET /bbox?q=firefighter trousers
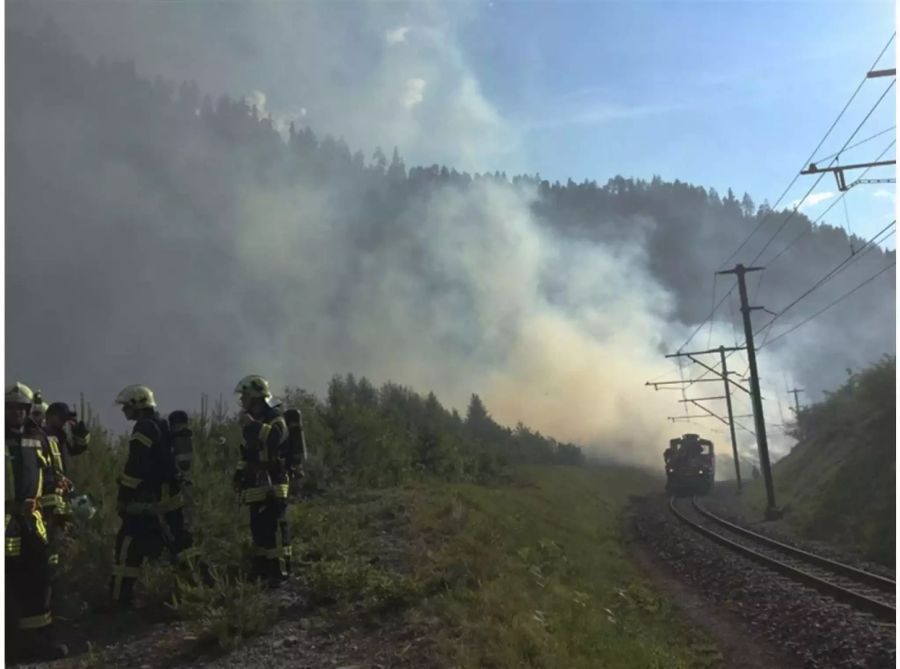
[109,515,164,605]
[5,513,53,638]
[109,510,198,605]
[248,499,291,582]
[46,514,68,575]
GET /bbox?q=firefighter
[232,375,292,586]
[40,402,91,602]
[109,385,199,608]
[5,382,68,661]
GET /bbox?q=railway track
[669,496,896,623]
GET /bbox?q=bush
[167,567,275,650]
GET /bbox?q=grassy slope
[741,358,895,566]
[294,466,719,668]
[60,435,718,665]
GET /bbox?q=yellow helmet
[6,381,34,406]
[114,384,157,410]
[234,375,272,400]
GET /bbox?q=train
[664,433,715,496]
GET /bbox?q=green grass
[61,456,719,665]
[291,466,719,668]
[56,393,719,664]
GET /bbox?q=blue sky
[460,0,896,249]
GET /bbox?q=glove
[72,420,90,438]
[57,476,75,494]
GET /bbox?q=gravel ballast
[632,494,896,669]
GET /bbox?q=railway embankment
[733,356,894,568]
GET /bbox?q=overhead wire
[692,73,897,376]
[665,33,896,403]
[716,31,896,272]
[684,217,893,390]
[675,68,895,355]
[757,228,895,351]
[747,78,895,266]
[759,260,896,350]
[758,138,896,274]
[753,219,896,348]
[812,125,895,164]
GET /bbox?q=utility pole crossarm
[788,388,805,416]
[867,68,896,78]
[687,355,752,395]
[801,160,897,192]
[801,160,895,175]
[667,346,746,357]
[664,348,752,394]
[717,265,764,276]
[645,379,723,389]
[677,396,726,402]
[852,178,895,187]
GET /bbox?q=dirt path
[16,584,443,669]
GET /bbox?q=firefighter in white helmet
[232,375,292,586]
[5,381,68,660]
[109,385,200,607]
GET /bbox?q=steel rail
[691,498,896,593]
[668,497,895,622]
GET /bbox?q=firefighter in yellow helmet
[5,382,68,661]
[109,385,199,607]
[232,375,292,586]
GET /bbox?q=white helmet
[6,381,34,406]
[234,375,273,401]
[31,390,49,416]
[114,384,157,410]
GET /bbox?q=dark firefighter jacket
[39,424,88,515]
[117,413,183,515]
[6,419,48,557]
[235,406,289,504]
